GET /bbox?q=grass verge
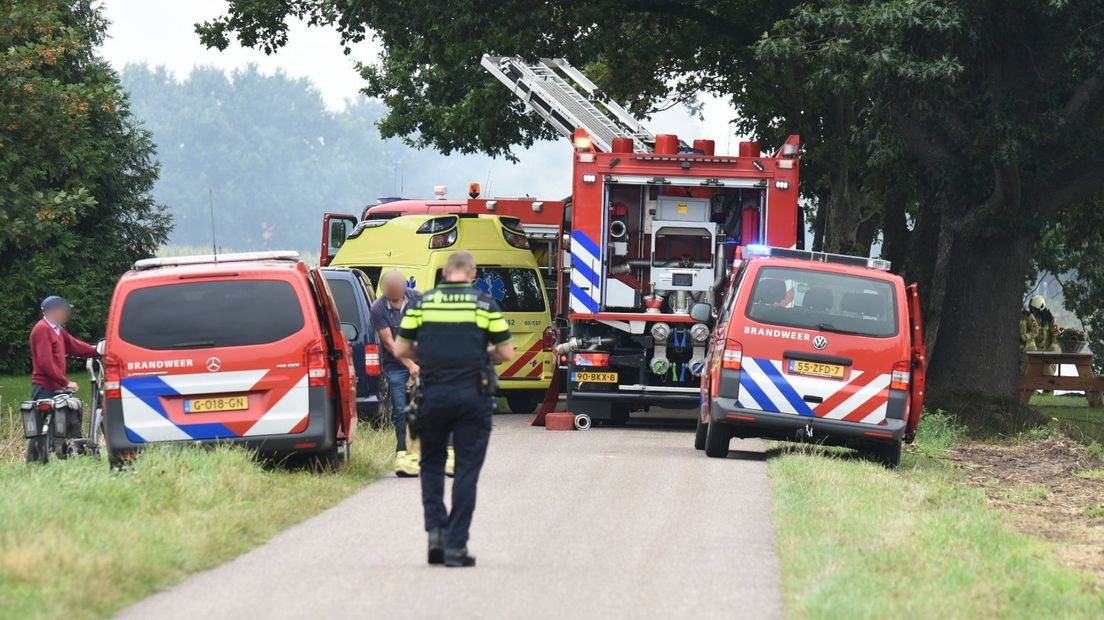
[0,376,393,619]
[768,412,1104,618]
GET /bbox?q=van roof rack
[133,251,301,271]
[743,244,892,271]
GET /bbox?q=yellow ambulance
[326,214,553,413]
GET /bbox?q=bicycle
[20,358,105,464]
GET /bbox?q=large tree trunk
[925,232,1034,402]
[811,189,829,252]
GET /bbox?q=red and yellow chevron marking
[500,340,545,378]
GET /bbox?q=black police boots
[427,528,445,565]
[445,548,476,568]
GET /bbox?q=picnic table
[1019,351,1103,408]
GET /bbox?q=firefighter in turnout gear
[394,250,514,568]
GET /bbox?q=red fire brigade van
[695,246,926,467]
[100,252,358,468]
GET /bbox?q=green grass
[1030,393,1104,444]
[768,412,1104,619]
[0,373,393,619]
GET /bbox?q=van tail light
[890,361,910,391]
[542,327,557,352]
[364,345,381,376]
[104,356,122,400]
[573,352,609,367]
[722,340,743,370]
[308,345,330,387]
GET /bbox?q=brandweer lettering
[127,359,195,370]
[743,326,812,341]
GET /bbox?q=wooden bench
[1019,351,1103,408]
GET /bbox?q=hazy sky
[97,0,744,151]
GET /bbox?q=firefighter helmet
[1029,295,1046,311]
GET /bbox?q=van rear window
[745,267,898,338]
[119,280,306,350]
[435,268,546,313]
[324,277,362,326]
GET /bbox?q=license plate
[572,371,618,383]
[184,396,249,413]
[788,359,845,379]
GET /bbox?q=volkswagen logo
[206,357,222,372]
[812,336,829,350]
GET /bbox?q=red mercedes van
[100,252,357,467]
[697,246,926,467]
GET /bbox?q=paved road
[117,412,781,620]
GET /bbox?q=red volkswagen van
[697,246,926,467]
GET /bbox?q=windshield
[745,266,898,338]
[119,280,306,349]
[435,267,546,313]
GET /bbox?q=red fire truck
[479,57,804,428]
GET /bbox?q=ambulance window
[119,280,306,349]
[434,267,546,313]
[354,266,383,290]
[746,267,898,337]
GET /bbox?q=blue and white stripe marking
[120,370,309,443]
[570,230,601,313]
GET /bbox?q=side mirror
[689,302,713,323]
[341,322,359,341]
[95,339,106,356]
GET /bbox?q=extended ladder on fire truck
[481,56,660,153]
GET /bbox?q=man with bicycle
[27,296,97,461]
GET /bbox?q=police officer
[394,250,514,568]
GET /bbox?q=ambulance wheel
[704,421,730,458]
[506,392,543,414]
[694,416,708,451]
[872,442,902,469]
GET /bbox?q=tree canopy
[198,0,1104,407]
[0,0,169,372]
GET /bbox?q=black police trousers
[419,381,492,549]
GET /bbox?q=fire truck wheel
[872,442,902,469]
[606,406,630,426]
[694,416,708,450]
[704,421,730,458]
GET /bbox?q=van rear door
[309,268,357,440]
[905,283,926,441]
[114,278,315,441]
[736,264,906,425]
